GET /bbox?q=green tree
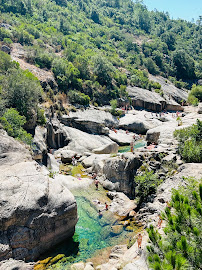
[135,170,161,207]
[0,108,32,144]
[173,50,195,79]
[188,84,202,105]
[91,55,115,85]
[52,58,79,90]
[1,69,42,121]
[145,58,159,75]
[91,9,100,24]
[110,99,117,115]
[147,180,202,270]
[67,90,90,106]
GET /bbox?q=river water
[34,142,145,270]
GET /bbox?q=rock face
[47,118,69,149]
[33,126,47,163]
[119,113,162,134]
[146,111,202,146]
[148,74,188,104]
[0,131,77,261]
[61,127,116,154]
[47,117,116,154]
[127,85,183,112]
[93,153,142,197]
[139,163,202,222]
[61,108,118,135]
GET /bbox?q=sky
[143,0,202,22]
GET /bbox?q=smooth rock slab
[119,113,162,134]
[93,142,118,154]
[108,129,134,145]
[61,108,118,135]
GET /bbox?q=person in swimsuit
[137,233,142,249]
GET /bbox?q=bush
[0,108,32,145]
[1,69,42,121]
[110,99,117,115]
[145,58,159,75]
[0,51,17,73]
[67,90,90,106]
[134,170,161,206]
[3,38,13,45]
[91,55,115,85]
[37,108,46,125]
[188,85,202,105]
[174,119,202,162]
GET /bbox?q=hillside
[0,0,201,109]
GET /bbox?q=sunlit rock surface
[0,130,77,261]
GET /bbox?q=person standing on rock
[137,233,142,249]
[72,156,77,166]
[94,179,99,190]
[130,141,134,153]
[157,214,163,229]
[98,210,103,218]
[105,202,109,211]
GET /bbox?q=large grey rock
[32,126,47,162]
[146,111,202,146]
[148,74,188,105]
[61,108,118,135]
[0,132,77,261]
[54,148,77,163]
[119,113,162,134]
[93,153,142,197]
[108,130,135,145]
[0,130,31,166]
[60,126,116,154]
[101,180,118,191]
[123,250,149,270]
[47,118,69,149]
[47,118,117,154]
[108,192,136,217]
[93,142,118,154]
[127,85,184,112]
[81,154,109,168]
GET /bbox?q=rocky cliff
[0,130,77,261]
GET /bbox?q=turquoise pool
[36,191,137,269]
[118,140,146,153]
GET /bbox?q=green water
[37,189,136,269]
[118,140,146,153]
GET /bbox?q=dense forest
[0,0,201,131]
